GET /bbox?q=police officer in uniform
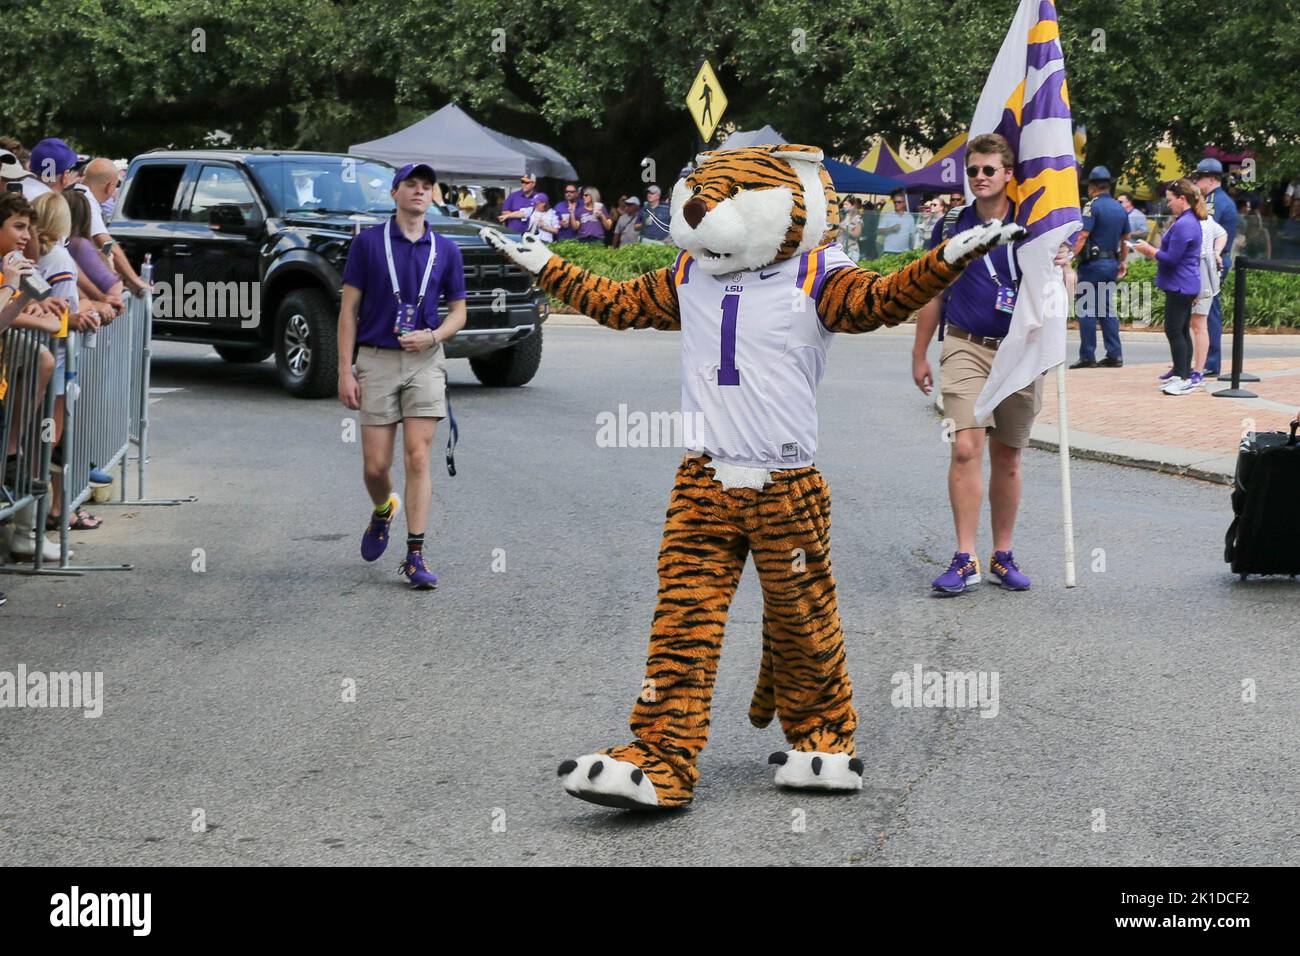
[1193,158,1239,376]
[1070,166,1130,368]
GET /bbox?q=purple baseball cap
[29,138,79,183]
[391,162,436,190]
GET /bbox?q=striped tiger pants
[603,455,857,806]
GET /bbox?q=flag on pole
[970,0,1082,422]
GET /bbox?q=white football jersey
[671,243,858,468]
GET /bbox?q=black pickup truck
[110,149,547,397]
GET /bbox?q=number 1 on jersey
[718,293,740,386]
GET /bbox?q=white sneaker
[7,531,71,561]
[1162,377,1196,395]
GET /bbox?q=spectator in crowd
[1118,193,1148,238]
[914,195,946,250]
[554,183,581,241]
[612,196,640,247]
[0,138,52,203]
[456,185,477,220]
[33,192,104,533]
[472,187,504,223]
[1192,158,1238,377]
[524,195,560,242]
[499,172,547,234]
[1280,196,1300,259]
[574,187,611,244]
[839,197,863,260]
[79,157,122,226]
[636,184,671,244]
[1187,190,1228,388]
[63,189,123,321]
[1131,179,1204,396]
[877,189,915,253]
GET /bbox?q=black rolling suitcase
[1225,419,1300,579]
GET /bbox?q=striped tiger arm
[815,245,964,333]
[536,259,681,331]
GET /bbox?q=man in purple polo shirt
[910,133,1074,596]
[499,172,548,235]
[553,182,580,241]
[337,162,467,589]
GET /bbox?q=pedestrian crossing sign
[686,60,728,143]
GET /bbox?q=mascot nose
[683,198,707,229]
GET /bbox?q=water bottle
[141,252,154,286]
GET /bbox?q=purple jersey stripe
[810,249,829,299]
[795,251,809,289]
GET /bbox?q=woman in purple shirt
[574,187,612,244]
[1132,179,1205,395]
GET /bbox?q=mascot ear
[768,144,825,164]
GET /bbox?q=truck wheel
[214,344,273,363]
[469,328,543,387]
[274,288,337,398]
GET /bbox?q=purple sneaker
[399,550,438,590]
[932,552,981,595]
[1156,367,1177,384]
[1189,371,1205,387]
[360,494,401,562]
[988,551,1031,590]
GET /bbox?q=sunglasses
[966,165,1005,178]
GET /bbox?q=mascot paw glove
[943,221,1030,265]
[479,227,554,275]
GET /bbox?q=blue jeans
[1075,260,1122,362]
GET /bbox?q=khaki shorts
[939,333,1043,449]
[354,344,447,426]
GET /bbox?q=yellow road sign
[686,60,728,143]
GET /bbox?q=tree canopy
[4,0,1296,195]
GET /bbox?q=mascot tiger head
[669,144,840,276]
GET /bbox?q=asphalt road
[2,325,1297,866]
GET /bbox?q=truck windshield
[252,157,398,216]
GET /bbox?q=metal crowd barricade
[0,328,54,524]
[0,327,73,576]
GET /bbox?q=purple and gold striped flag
[971,0,1082,422]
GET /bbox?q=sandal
[47,508,103,531]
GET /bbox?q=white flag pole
[1055,361,1078,587]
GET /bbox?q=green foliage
[2,1,1295,200]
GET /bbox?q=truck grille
[461,247,532,296]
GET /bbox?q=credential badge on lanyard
[384,217,438,335]
[986,230,1019,314]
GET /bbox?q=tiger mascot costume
[482,144,1024,810]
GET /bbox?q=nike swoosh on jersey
[759,270,780,279]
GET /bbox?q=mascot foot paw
[557,754,662,810]
[768,750,864,791]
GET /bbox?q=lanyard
[383,218,438,306]
[983,230,1018,287]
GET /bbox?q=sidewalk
[940,356,1300,485]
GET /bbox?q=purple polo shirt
[1154,209,1202,296]
[502,188,548,235]
[341,219,466,349]
[928,201,1021,338]
[553,198,580,240]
